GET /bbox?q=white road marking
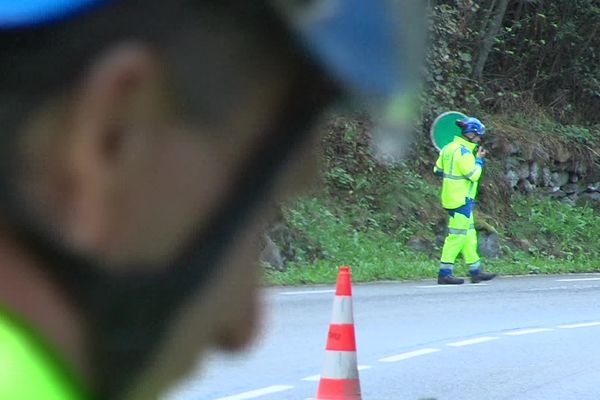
[528,286,570,291]
[503,328,553,336]
[301,365,372,382]
[556,277,600,282]
[447,336,499,347]
[416,284,489,288]
[280,289,335,296]
[378,348,440,362]
[558,321,600,329]
[214,385,294,400]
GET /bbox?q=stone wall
[498,139,600,207]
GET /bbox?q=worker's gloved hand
[476,146,487,159]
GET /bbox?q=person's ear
[64,43,168,256]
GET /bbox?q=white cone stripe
[320,350,359,380]
[330,296,354,324]
[302,366,371,382]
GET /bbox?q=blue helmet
[0,0,101,28]
[456,117,486,137]
[0,0,421,98]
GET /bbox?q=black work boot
[470,270,497,283]
[438,275,465,285]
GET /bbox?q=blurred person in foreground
[0,0,423,398]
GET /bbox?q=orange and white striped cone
[316,266,362,400]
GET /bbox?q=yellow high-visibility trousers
[440,211,480,268]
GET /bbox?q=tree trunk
[473,0,510,80]
[481,0,497,29]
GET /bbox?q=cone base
[316,377,362,400]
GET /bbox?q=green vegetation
[267,184,600,286]
[510,197,600,262]
[267,196,437,285]
[424,0,600,126]
[266,1,600,286]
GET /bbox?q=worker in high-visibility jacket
[433,117,497,284]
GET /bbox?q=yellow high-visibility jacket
[434,136,484,209]
[0,306,90,399]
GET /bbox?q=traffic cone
[316,266,362,400]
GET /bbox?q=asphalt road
[165,274,600,400]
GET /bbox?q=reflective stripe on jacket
[433,136,483,209]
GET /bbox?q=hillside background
[263,0,600,284]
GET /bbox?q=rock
[586,169,600,183]
[577,192,600,206]
[479,231,502,259]
[542,167,552,187]
[505,170,519,188]
[589,192,600,201]
[507,143,520,155]
[551,171,570,187]
[588,192,600,201]
[407,236,433,254]
[268,222,295,261]
[562,183,580,195]
[575,162,588,175]
[569,173,579,183]
[528,162,540,185]
[517,163,530,180]
[549,189,567,199]
[505,156,520,170]
[518,179,535,194]
[586,182,600,192]
[569,192,579,201]
[260,234,285,271]
[561,196,576,206]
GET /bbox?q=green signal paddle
[430,111,467,151]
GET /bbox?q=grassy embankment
[266,113,600,285]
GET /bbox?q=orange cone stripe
[326,324,356,351]
[317,377,362,399]
[335,267,352,296]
